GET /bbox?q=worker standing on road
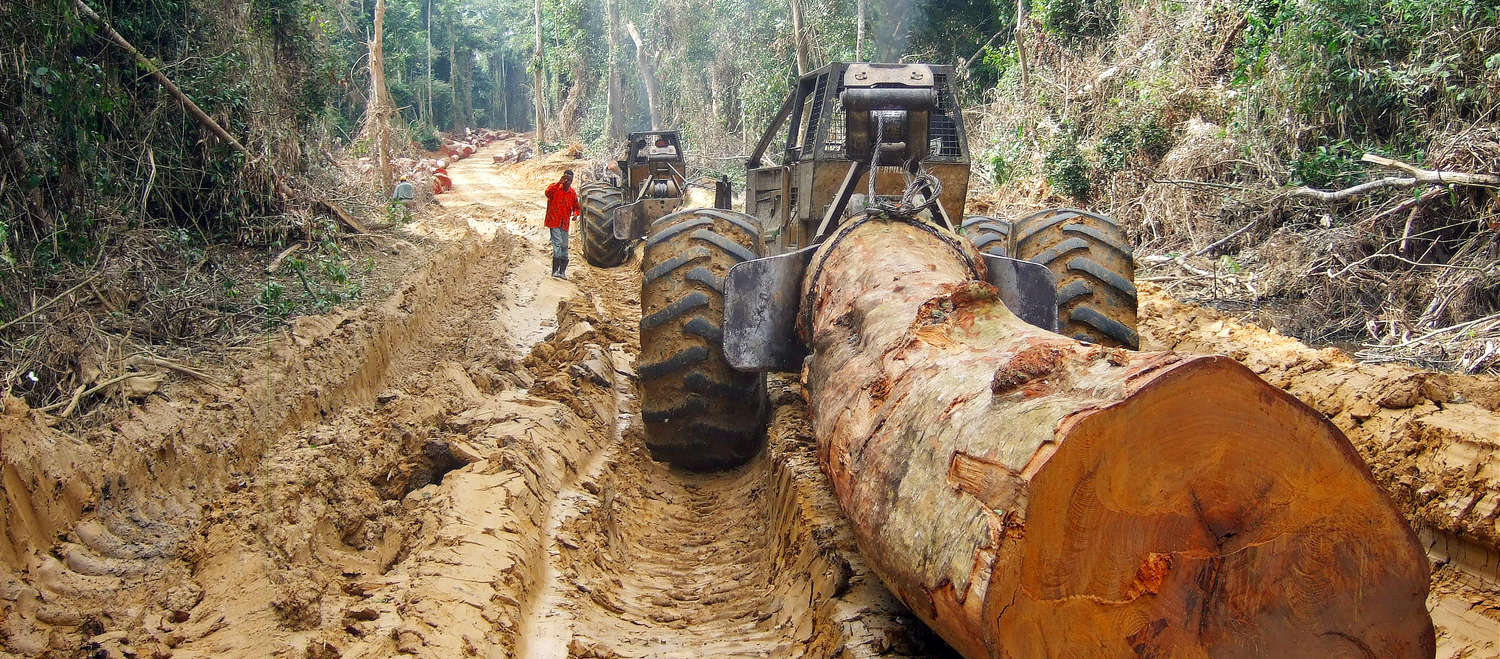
[544,170,581,279]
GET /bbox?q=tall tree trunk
[801,219,1435,657]
[856,0,865,62]
[449,27,462,135]
[1016,0,1030,91]
[457,45,474,134]
[489,52,503,129]
[788,0,809,75]
[532,0,547,140]
[500,55,509,129]
[425,0,433,126]
[625,21,660,130]
[604,0,624,143]
[370,0,393,193]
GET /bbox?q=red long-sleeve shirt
[544,182,580,230]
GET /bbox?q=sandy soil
[0,149,941,658]
[0,147,1494,657]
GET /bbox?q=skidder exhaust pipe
[797,217,1435,657]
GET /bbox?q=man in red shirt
[544,170,581,278]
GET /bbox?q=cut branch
[1289,153,1500,202]
[799,219,1434,656]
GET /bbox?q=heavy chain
[863,116,943,219]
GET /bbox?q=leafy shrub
[1038,0,1122,44]
[1098,125,1137,171]
[1289,139,1362,188]
[412,121,442,151]
[1045,137,1092,201]
[1138,119,1172,160]
[1235,0,1500,145]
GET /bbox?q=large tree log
[799,219,1435,657]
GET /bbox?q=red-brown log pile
[799,218,1435,657]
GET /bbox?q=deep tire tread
[1012,208,1138,348]
[962,215,1011,258]
[640,208,767,471]
[580,183,632,268]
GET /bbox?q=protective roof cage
[779,62,968,165]
[625,130,683,165]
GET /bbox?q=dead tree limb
[1289,153,1500,202]
[799,219,1434,657]
[73,0,367,234]
[1363,153,1500,187]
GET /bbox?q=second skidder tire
[961,215,1012,257]
[1012,208,1139,348]
[639,208,767,470]
[580,183,631,268]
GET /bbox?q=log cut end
[988,355,1435,657]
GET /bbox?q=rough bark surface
[800,219,1436,657]
[532,0,547,141]
[626,22,660,130]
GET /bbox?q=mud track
[0,150,943,658]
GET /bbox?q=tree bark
[626,21,660,130]
[370,0,393,194]
[449,28,463,136]
[1016,0,1029,90]
[604,0,624,143]
[788,0,809,75]
[856,0,866,61]
[799,219,1434,657]
[457,44,474,135]
[533,0,547,141]
[425,0,434,126]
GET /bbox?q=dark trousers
[550,227,569,277]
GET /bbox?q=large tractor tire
[638,208,767,470]
[1011,208,1138,348]
[961,215,1011,257]
[580,183,632,268]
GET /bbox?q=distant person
[392,175,414,220]
[543,170,581,279]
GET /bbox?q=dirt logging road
[0,145,1495,657]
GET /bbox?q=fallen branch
[1288,176,1416,201]
[0,272,102,333]
[38,372,142,416]
[1363,153,1500,187]
[267,244,303,274]
[74,0,367,234]
[1190,218,1257,257]
[1289,153,1500,202]
[134,356,224,387]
